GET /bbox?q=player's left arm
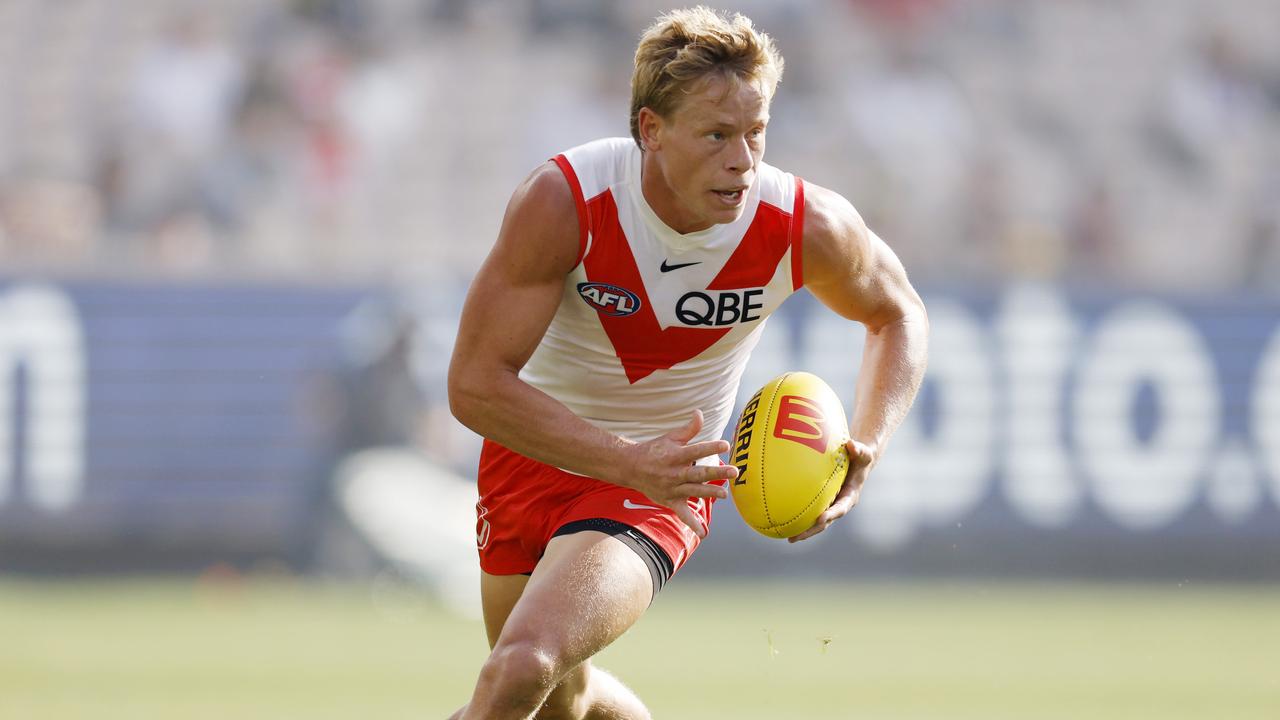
[789,182,930,543]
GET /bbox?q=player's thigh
[495,530,652,668]
[480,571,530,649]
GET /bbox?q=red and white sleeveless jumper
[474,138,804,576]
[521,137,805,452]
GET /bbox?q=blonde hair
[630,6,784,149]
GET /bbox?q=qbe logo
[577,282,641,317]
[676,289,763,326]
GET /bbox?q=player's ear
[637,107,664,151]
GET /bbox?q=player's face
[642,74,769,233]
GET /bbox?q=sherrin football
[730,371,850,539]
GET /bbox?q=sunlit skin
[636,73,770,233]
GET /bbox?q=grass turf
[1,577,1276,719]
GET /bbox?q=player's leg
[459,529,654,720]
[450,564,648,720]
[539,664,648,720]
[448,572,529,720]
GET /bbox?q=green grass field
[2,576,1277,719]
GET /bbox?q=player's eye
[708,131,725,141]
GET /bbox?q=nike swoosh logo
[622,499,661,511]
[660,259,702,272]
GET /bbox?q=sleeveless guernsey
[519,137,805,450]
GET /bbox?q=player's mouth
[712,186,747,206]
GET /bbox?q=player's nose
[724,136,754,174]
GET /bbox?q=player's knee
[481,639,563,701]
[534,666,590,720]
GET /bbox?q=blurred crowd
[1,0,1279,292]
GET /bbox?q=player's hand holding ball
[730,372,871,541]
[788,436,874,543]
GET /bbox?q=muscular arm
[447,162,732,535]
[790,182,929,541]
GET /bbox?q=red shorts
[475,439,718,578]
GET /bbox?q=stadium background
[1,0,1278,717]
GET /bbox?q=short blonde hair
[630,6,784,149]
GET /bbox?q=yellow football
[730,371,850,539]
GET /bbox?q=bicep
[453,257,564,377]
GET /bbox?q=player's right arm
[447,162,735,536]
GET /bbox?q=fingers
[787,504,845,543]
[668,409,705,444]
[845,439,874,468]
[681,438,731,462]
[652,470,731,541]
[658,411,731,464]
[786,442,875,544]
[691,462,737,484]
[677,481,730,500]
[634,411,737,539]
[647,461,734,503]
[672,502,707,539]
[788,484,861,544]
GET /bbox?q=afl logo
[577,282,641,317]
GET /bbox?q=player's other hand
[622,409,736,538]
[788,439,875,543]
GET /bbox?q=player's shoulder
[514,160,578,222]
[799,181,872,283]
[557,137,636,198]
[802,181,868,252]
[492,162,583,277]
